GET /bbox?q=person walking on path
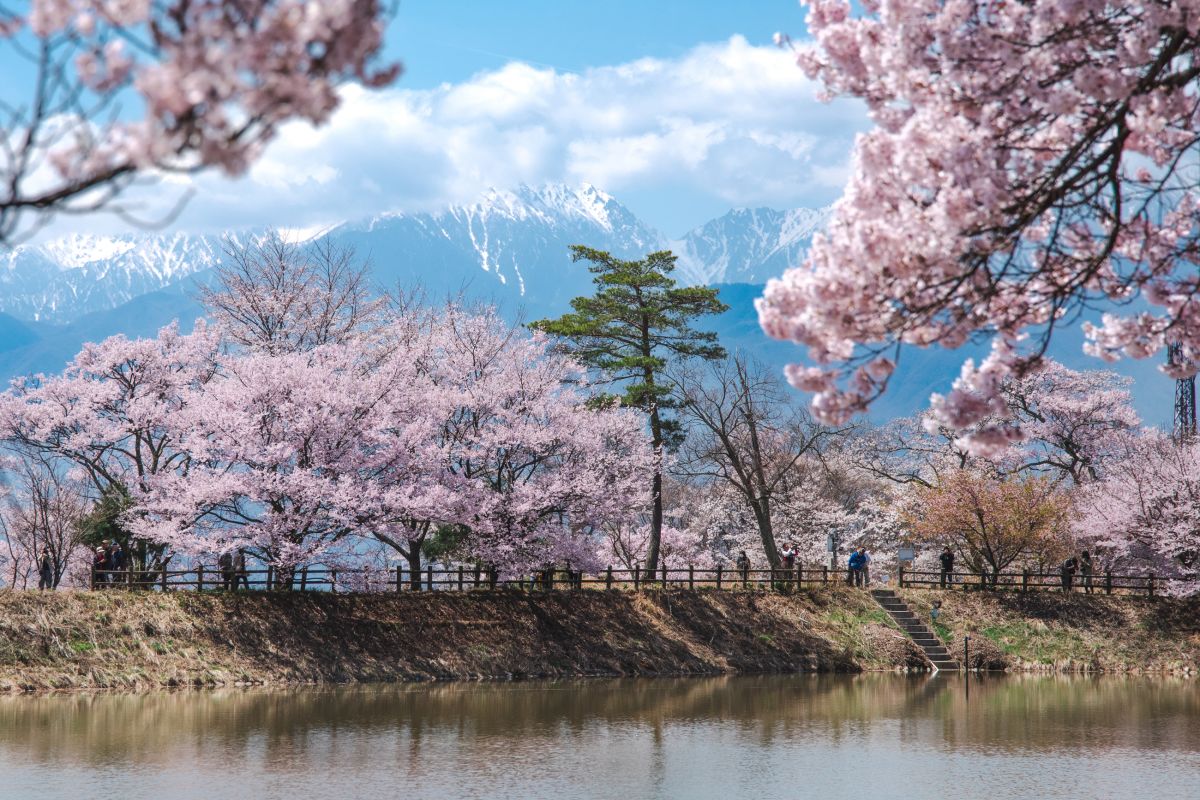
[939,547,955,589]
[1080,551,1094,594]
[234,549,249,590]
[1060,555,1078,592]
[218,551,235,590]
[107,541,125,584]
[38,548,53,590]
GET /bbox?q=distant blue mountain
[0,185,1176,427]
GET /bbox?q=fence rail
[898,567,1165,597]
[87,562,1180,598]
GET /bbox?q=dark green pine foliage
[531,246,727,576]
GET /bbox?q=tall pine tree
[531,246,727,577]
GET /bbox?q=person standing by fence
[92,546,108,587]
[107,541,125,582]
[939,547,954,589]
[1060,556,1077,592]
[234,549,249,590]
[861,548,872,587]
[38,548,53,590]
[218,551,235,590]
[781,543,796,571]
[1080,551,1094,594]
[736,551,750,584]
[847,549,865,587]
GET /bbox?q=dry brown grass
[0,587,937,693]
[901,588,1200,673]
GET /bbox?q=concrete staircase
[871,589,960,672]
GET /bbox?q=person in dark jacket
[1061,556,1078,592]
[735,551,751,584]
[233,549,249,590]
[93,546,109,587]
[108,541,125,585]
[218,551,235,590]
[38,548,53,590]
[939,547,955,589]
[1079,550,1094,594]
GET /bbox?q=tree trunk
[407,548,422,591]
[753,500,780,568]
[644,400,665,578]
[645,465,663,579]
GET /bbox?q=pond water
[0,674,1197,799]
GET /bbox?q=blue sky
[3,1,866,239]
[387,1,809,89]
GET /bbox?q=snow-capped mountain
[332,184,665,309]
[672,206,830,285]
[0,232,227,322]
[0,184,827,327]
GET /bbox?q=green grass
[70,640,94,654]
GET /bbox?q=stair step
[930,661,961,670]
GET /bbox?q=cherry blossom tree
[1075,432,1200,586]
[124,340,417,580]
[855,361,1140,484]
[907,470,1074,584]
[198,233,387,355]
[436,307,654,578]
[0,1,398,244]
[762,1,1200,448]
[0,448,90,588]
[0,322,221,568]
[674,354,849,568]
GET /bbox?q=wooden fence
[88,562,1181,598]
[90,563,855,593]
[898,566,1166,597]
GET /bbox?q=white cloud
[40,35,867,239]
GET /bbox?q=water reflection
[0,675,1197,799]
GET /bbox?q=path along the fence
[86,563,1178,598]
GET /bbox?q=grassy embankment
[0,586,923,692]
[901,589,1200,673]
[1,586,1195,692]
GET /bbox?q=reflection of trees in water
[0,675,1197,768]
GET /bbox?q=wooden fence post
[898,564,905,588]
[160,566,168,592]
[1022,569,1029,592]
[1105,571,1112,595]
[1148,572,1155,599]
[662,563,668,589]
[197,565,205,592]
[821,565,828,585]
[633,567,640,592]
[489,567,497,590]
[979,572,986,591]
[796,564,802,589]
[716,564,722,590]
[426,565,433,591]
[474,565,481,588]
[688,564,694,590]
[605,565,613,590]
[396,565,403,593]
[90,564,97,591]
[458,565,464,591]
[300,567,309,591]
